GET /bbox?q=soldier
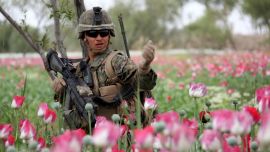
[52,7,157,130]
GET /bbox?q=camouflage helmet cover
[78,7,115,39]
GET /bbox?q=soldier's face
[85,30,110,53]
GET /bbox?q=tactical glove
[139,40,156,73]
[52,77,66,93]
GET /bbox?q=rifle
[118,14,130,58]
[46,50,96,125]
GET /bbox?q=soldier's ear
[83,37,88,43]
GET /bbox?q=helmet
[78,7,115,39]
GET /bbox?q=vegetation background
[1,1,270,151]
[0,0,270,54]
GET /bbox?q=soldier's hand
[139,40,156,72]
[52,77,66,93]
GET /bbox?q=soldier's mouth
[95,44,105,49]
[96,43,103,46]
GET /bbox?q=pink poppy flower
[241,134,251,152]
[230,111,253,135]
[182,118,199,137]
[155,111,180,125]
[91,120,121,147]
[37,137,46,151]
[206,63,221,77]
[120,125,128,137]
[233,62,248,77]
[178,83,185,90]
[155,111,180,135]
[94,116,107,128]
[37,103,48,117]
[170,124,197,151]
[256,85,270,113]
[201,129,222,151]
[43,109,57,124]
[108,144,125,152]
[189,82,208,97]
[212,110,234,132]
[222,134,241,152]
[166,96,172,102]
[156,71,166,79]
[19,119,36,140]
[219,81,228,87]
[4,135,15,147]
[258,99,270,113]
[242,106,260,123]
[131,144,153,152]
[134,126,155,150]
[257,112,270,147]
[11,95,25,108]
[256,85,270,100]
[144,97,157,110]
[0,124,13,139]
[212,110,253,135]
[120,100,128,109]
[227,89,235,95]
[52,129,86,152]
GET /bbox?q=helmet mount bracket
[93,7,102,25]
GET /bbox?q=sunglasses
[85,30,110,38]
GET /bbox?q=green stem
[88,111,92,135]
[193,97,203,151]
[253,75,257,106]
[135,76,142,129]
[118,137,121,151]
[45,124,50,145]
[0,141,4,152]
[149,109,154,124]
[21,74,27,96]
[193,97,199,120]
[123,133,127,151]
[115,121,121,151]
[58,110,62,134]
[136,93,142,129]
[194,141,197,152]
[15,110,18,141]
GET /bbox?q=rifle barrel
[118,14,130,58]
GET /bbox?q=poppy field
[1,51,270,152]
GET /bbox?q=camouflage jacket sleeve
[111,53,157,90]
[139,69,157,90]
[111,53,137,85]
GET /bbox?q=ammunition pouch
[99,84,122,102]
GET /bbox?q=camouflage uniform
[60,48,156,129]
[55,7,157,130]
[80,48,155,117]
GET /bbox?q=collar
[87,48,112,70]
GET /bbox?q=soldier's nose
[96,34,102,39]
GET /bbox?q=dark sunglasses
[85,30,110,38]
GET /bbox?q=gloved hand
[139,40,156,73]
[52,77,66,93]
